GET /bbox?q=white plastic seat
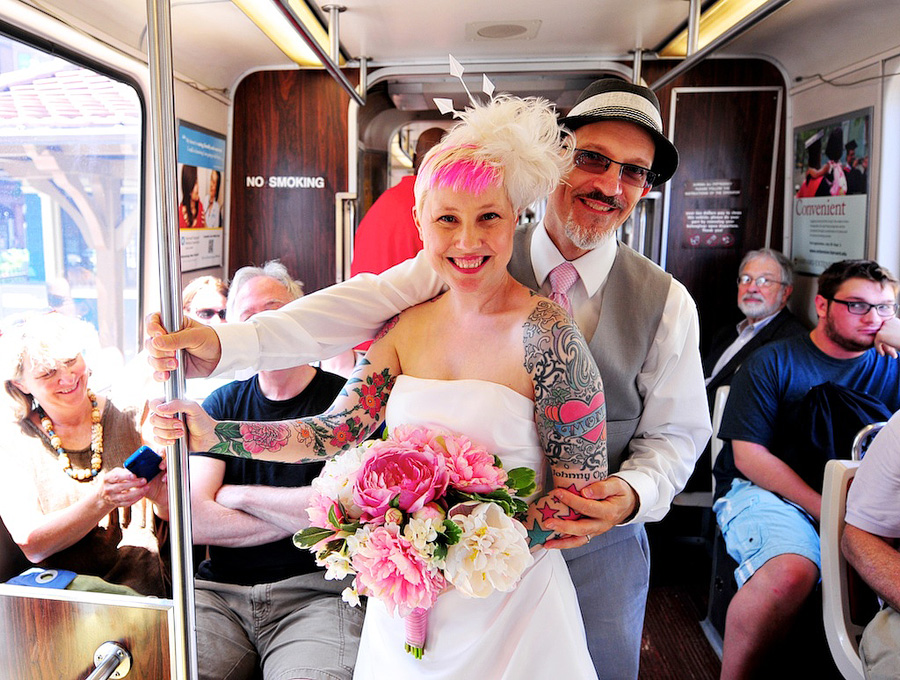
[674,385,729,508]
[820,458,865,680]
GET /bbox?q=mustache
[576,190,626,210]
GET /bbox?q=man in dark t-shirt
[191,262,362,680]
[712,259,900,678]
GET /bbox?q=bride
[151,95,606,679]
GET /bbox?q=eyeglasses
[827,297,899,318]
[570,148,657,188]
[737,275,786,289]
[194,308,226,320]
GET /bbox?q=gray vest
[508,223,671,474]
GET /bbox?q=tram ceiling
[25,0,900,96]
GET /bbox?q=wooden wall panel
[0,587,172,679]
[230,70,350,293]
[666,88,782,351]
[642,59,788,353]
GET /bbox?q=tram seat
[673,385,729,509]
[820,424,886,680]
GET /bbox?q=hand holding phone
[123,445,163,482]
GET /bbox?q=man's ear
[640,186,651,199]
[782,284,794,304]
[814,294,829,319]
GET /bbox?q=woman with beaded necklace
[0,312,169,596]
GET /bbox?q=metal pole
[322,4,346,67]
[631,49,643,84]
[687,0,701,57]
[144,0,198,678]
[273,0,364,106]
[650,0,793,91]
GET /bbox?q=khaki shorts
[195,571,365,680]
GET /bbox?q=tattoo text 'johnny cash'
[523,300,608,479]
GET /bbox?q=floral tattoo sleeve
[210,361,395,462]
[522,300,608,545]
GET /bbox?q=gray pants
[194,572,364,680]
[565,523,651,680]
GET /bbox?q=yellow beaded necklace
[37,389,103,482]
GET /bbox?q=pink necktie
[548,261,578,315]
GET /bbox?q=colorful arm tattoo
[522,300,608,544]
[210,362,395,461]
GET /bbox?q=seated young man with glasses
[688,249,809,495]
[711,259,900,678]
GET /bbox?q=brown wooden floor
[640,508,722,679]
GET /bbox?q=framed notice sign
[791,109,870,275]
[177,120,226,272]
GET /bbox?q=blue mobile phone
[124,445,163,481]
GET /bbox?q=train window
[0,30,143,379]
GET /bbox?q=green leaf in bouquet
[432,543,448,562]
[506,467,536,496]
[441,518,462,545]
[293,526,336,549]
[327,504,342,528]
[450,489,519,516]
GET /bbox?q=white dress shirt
[212,224,711,524]
[706,311,780,385]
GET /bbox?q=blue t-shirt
[713,334,900,498]
[195,368,347,585]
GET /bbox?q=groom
[147,78,711,679]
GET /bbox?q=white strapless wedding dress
[352,375,597,680]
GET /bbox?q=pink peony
[351,526,445,617]
[239,422,290,454]
[307,490,344,531]
[353,439,450,523]
[412,501,446,522]
[437,434,508,493]
[390,424,447,451]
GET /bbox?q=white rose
[444,502,533,598]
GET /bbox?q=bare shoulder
[373,292,444,343]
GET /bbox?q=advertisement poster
[177,120,226,271]
[791,109,870,275]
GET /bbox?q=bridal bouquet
[294,424,536,658]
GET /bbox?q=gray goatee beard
[563,217,615,251]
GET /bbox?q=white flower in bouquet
[307,444,370,527]
[342,586,361,607]
[319,548,355,581]
[444,501,534,598]
[403,516,444,566]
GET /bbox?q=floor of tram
[641,506,722,679]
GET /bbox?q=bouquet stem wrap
[404,607,428,658]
